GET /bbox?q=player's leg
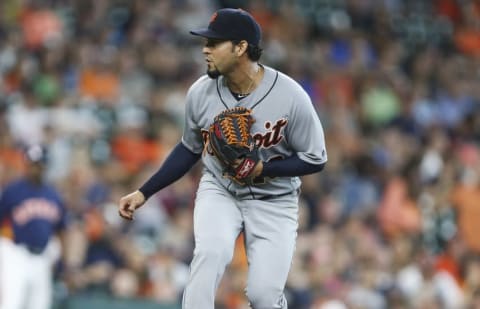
[242,194,299,309]
[25,252,53,309]
[182,176,244,309]
[0,238,28,309]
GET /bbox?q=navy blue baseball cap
[190,8,261,46]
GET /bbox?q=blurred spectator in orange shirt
[20,6,63,50]
[0,132,25,186]
[450,169,480,252]
[377,175,421,239]
[111,129,163,175]
[454,1,480,57]
[79,66,120,103]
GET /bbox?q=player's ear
[234,40,248,57]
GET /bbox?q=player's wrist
[134,190,146,202]
[136,188,148,201]
[253,161,263,178]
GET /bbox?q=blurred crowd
[1,0,480,308]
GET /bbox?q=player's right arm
[119,78,206,221]
[118,142,201,220]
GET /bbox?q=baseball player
[118,8,327,309]
[0,145,68,309]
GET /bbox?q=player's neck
[226,63,263,95]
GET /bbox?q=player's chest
[197,98,290,149]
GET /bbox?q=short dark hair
[232,40,263,61]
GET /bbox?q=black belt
[208,170,301,200]
[258,188,300,200]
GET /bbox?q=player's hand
[247,160,263,179]
[118,190,146,220]
[229,159,263,185]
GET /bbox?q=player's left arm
[260,154,325,177]
[260,87,327,178]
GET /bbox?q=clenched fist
[118,190,146,220]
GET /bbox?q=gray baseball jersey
[182,65,327,198]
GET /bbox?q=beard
[206,63,221,79]
[207,68,221,79]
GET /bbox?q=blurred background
[1,0,480,308]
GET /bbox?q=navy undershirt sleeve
[139,142,201,200]
[261,154,325,177]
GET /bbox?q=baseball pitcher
[119,8,327,309]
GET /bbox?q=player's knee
[246,283,286,309]
[194,239,234,266]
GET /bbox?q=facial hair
[206,61,222,79]
[207,68,221,79]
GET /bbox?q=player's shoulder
[266,67,311,104]
[266,66,310,99]
[187,75,216,97]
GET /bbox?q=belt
[257,188,301,200]
[207,170,301,200]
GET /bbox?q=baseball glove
[208,107,260,185]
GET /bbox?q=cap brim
[190,28,228,39]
